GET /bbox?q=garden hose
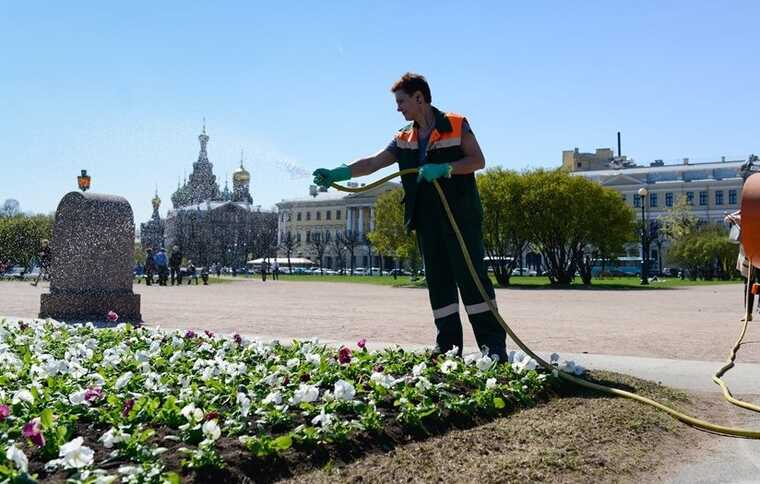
[332,168,760,439]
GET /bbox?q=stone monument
[39,192,141,322]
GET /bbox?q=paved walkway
[1,279,755,362]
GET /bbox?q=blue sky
[2,1,758,223]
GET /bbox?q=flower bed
[0,319,561,483]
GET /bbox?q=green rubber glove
[417,163,453,183]
[312,165,352,188]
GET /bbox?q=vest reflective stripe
[430,137,461,150]
[395,138,419,150]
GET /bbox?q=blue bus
[591,257,644,277]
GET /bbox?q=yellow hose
[332,168,760,438]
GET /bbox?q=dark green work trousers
[414,193,507,361]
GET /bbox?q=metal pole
[640,196,649,285]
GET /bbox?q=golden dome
[151,192,161,210]
[233,162,250,183]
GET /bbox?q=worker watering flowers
[313,72,507,362]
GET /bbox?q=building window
[297,212,302,221]
[621,194,626,204]
[296,232,301,242]
[336,210,342,220]
[699,191,708,206]
[729,189,737,205]
[325,231,331,241]
[326,210,331,220]
[634,195,641,208]
[665,192,673,207]
[715,190,724,206]
[316,211,321,220]
[306,212,311,221]
[288,213,292,221]
[686,192,694,205]
[306,231,311,242]
[649,192,658,208]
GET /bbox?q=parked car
[511,267,537,276]
[388,268,411,276]
[2,265,25,280]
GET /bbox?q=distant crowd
[138,245,211,286]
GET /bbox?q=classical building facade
[140,125,276,268]
[275,182,399,270]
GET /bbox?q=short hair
[391,72,431,103]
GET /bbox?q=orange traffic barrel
[741,173,760,268]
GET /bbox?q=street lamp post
[638,187,649,285]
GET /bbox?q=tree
[0,199,20,218]
[522,169,635,285]
[338,230,361,275]
[308,230,328,274]
[659,195,699,242]
[0,213,54,268]
[667,223,738,280]
[368,188,419,274]
[278,231,298,274]
[477,168,530,286]
[329,231,346,273]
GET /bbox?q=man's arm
[347,149,397,178]
[450,123,485,175]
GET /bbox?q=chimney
[309,185,318,197]
[617,131,621,158]
[682,157,689,165]
[721,156,726,162]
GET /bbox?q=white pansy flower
[237,392,251,417]
[286,358,300,369]
[198,343,213,353]
[370,372,395,388]
[99,428,128,449]
[262,391,283,406]
[134,350,150,363]
[114,371,133,390]
[514,356,538,373]
[311,408,334,427]
[13,389,34,405]
[475,355,495,372]
[415,376,432,391]
[412,362,427,377]
[291,384,319,404]
[6,444,28,473]
[486,377,498,389]
[59,437,95,469]
[333,380,355,401]
[202,419,221,441]
[464,353,479,365]
[444,346,460,358]
[69,389,88,405]
[181,403,204,423]
[550,353,560,364]
[305,353,321,366]
[440,360,458,374]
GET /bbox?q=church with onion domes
[139,123,276,269]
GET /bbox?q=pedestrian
[31,239,51,287]
[260,260,267,282]
[200,264,209,285]
[215,263,222,278]
[186,260,198,285]
[154,247,169,286]
[272,260,280,280]
[144,248,156,286]
[169,245,183,285]
[312,72,506,361]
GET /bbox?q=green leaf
[493,397,506,409]
[39,408,54,429]
[272,435,292,451]
[163,471,182,484]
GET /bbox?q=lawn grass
[236,273,742,290]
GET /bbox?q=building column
[369,207,375,232]
[346,207,352,233]
[358,207,365,236]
